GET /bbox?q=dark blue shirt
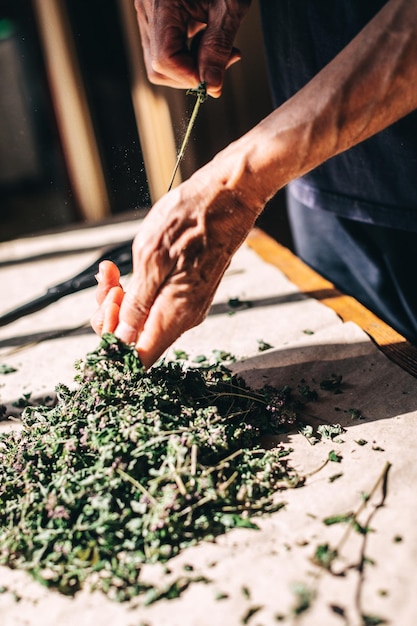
[259,0,417,231]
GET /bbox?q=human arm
[92,0,417,367]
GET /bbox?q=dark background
[0,0,291,246]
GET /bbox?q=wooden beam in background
[117,0,180,202]
[32,0,110,221]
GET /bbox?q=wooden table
[1,220,417,626]
[247,227,417,378]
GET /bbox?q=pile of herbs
[0,334,302,601]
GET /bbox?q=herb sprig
[0,334,302,601]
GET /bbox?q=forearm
[206,0,417,212]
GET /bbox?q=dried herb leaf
[257,339,273,352]
[0,334,302,601]
[328,450,343,463]
[317,424,345,440]
[319,374,343,393]
[241,605,263,624]
[291,582,316,616]
[312,543,338,570]
[328,473,343,483]
[362,614,387,626]
[0,364,17,375]
[323,513,354,526]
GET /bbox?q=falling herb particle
[372,445,385,452]
[393,535,403,543]
[302,329,314,335]
[356,439,368,446]
[241,586,251,600]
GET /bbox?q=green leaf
[362,614,388,625]
[317,423,345,440]
[0,363,17,375]
[313,543,338,569]
[328,450,343,463]
[220,514,259,530]
[323,513,353,526]
[257,339,273,352]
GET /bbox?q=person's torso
[259,0,417,230]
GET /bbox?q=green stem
[167,82,207,192]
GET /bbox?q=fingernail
[95,273,100,284]
[115,321,137,344]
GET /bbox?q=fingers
[198,0,250,97]
[95,260,121,305]
[91,285,124,336]
[135,279,213,369]
[134,0,248,96]
[91,261,124,336]
[135,0,200,89]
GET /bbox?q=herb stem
[191,444,198,477]
[116,468,158,506]
[168,462,187,496]
[167,82,207,192]
[336,461,391,554]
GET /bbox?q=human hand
[134,0,251,97]
[91,162,260,368]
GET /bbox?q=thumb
[198,3,247,97]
